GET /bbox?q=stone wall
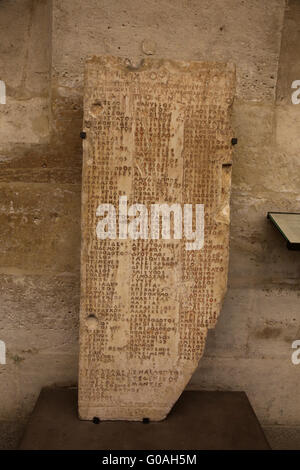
[0,0,300,449]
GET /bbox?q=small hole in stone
[93,417,100,424]
[86,315,98,331]
[143,417,150,424]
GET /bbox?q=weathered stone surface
[79,56,235,420]
[18,353,77,418]
[0,0,51,144]
[52,0,283,102]
[0,183,81,273]
[0,420,26,450]
[0,363,20,420]
[0,142,82,183]
[276,0,300,104]
[2,0,300,451]
[276,106,300,153]
[0,273,79,332]
[189,356,300,427]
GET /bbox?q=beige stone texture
[79,56,235,420]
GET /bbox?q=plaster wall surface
[0,0,299,449]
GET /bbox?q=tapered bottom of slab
[18,387,270,450]
[79,406,169,422]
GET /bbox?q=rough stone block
[79,56,235,420]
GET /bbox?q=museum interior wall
[0,0,299,449]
